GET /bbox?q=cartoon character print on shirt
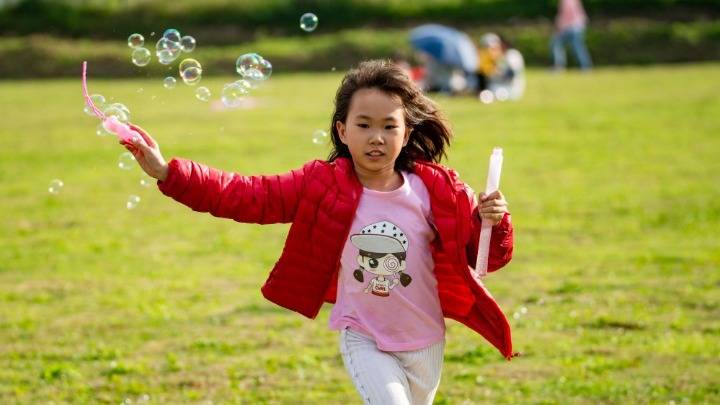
[350,221,413,297]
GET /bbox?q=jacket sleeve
[156,157,315,224]
[465,189,514,272]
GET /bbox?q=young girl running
[120,59,516,404]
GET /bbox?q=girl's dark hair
[327,59,453,171]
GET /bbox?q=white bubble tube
[475,147,503,277]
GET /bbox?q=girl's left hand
[478,190,508,226]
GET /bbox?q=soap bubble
[163,76,177,89]
[195,86,211,101]
[221,80,251,107]
[181,67,202,85]
[140,174,153,188]
[103,104,129,123]
[163,29,181,44]
[300,13,318,32]
[312,129,328,145]
[494,88,510,101]
[110,103,130,118]
[131,47,151,66]
[126,195,141,210]
[96,122,112,137]
[48,179,64,195]
[236,53,272,81]
[156,38,182,65]
[180,36,196,53]
[118,152,136,170]
[179,58,202,85]
[479,89,494,104]
[127,33,144,48]
[179,58,202,74]
[84,94,106,116]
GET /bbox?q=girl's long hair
[327,60,453,171]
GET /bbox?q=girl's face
[336,88,410,174]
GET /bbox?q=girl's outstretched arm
[156,158,314,224]
[119,125,315,224]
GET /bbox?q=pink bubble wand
[82,61,146,145]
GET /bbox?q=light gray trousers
[339,327,445,405]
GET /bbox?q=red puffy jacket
[158,156,518,359]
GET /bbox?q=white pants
[339,327,445,405]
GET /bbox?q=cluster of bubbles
[179,58,203,85]
[79,94,151,209]
[127,29,196,68]
[157,29,196,66]
[83,94,132,137]
[236,53,272,81]
[214,53,273,107]
[128,34,151,67]
[300,13,319,32]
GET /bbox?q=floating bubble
[236,53,272,81]
[300,13,318,32]
[103,104,129,123]
[48,179,64,195]
[479,89,495,104]
[221,80,251,108]
[127,33,144,49]
[163,29,181,44]
[84,94,106,116]
[163,76,177,89]
[234,79,252,93]
[118,152,136,170]
[495,88,510,101]
[180,36,196,53]
[110,102,130,118]
[195,86,211,102]
[179,58,202,85]
[126,195,141,210]
[312,129,328,145]
[181,67,202,85]
[96,122,112,137]
[131,47,151,67]
[156,38,182,65]
[140,174,153,188]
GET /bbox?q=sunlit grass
[1,63,719,403]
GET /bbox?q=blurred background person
[475,33,503,94]
[488,35,526,101]
[551,0,593,71]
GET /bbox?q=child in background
[120,60,516,404]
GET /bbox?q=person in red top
[119,59,516,404]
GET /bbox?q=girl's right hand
[119,124,169,181]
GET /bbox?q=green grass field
[1,63,719,404]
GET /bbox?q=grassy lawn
[1,62,719,404]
